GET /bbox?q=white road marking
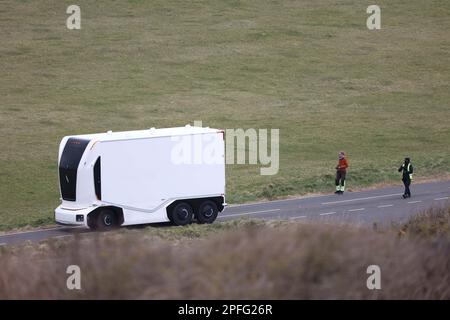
[53,235,71,239]
[221,208,281,218]
[290,215,307,220]
[0,243,6,246]
[434,197,449,201]
[348,208,365,212]
[319,212,336,216]
[227,193,331,208]
[377,204,393,208]
[321,193,403,205]
[407,200,422,204]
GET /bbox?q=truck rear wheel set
[168,199,219,226]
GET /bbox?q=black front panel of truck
[59,138,90,201]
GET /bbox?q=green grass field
[1,0,449,230]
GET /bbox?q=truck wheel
[87,214,97,230]
[170,202,193,226]
[96,209,117,231]
[196,200,218,224]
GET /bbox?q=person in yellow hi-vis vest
[398,157,414,198]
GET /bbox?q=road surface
[1,180,449,246]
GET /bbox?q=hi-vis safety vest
[403,163,413,181]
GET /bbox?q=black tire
[87,214,97,230]
[96,209,117,231]
[196,200,218,224]
[170,202,193,226]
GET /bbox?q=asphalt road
[1,180,449,246]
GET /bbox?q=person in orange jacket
[335,151,349,195]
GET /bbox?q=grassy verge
[397,205,450,239]
[1,0,450,230]
[0,206,449,299]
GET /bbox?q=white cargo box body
[55,126,226,229]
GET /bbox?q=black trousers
[403,179,411,196]
[336,170,346,188]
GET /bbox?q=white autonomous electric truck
[55,125,226,230]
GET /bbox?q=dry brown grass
[0,208,449,299]
[398,205,450,239]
